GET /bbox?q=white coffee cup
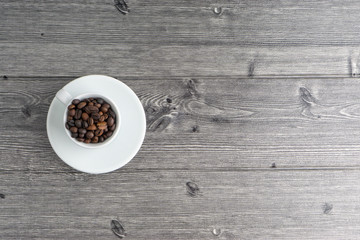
[55,88,121,148]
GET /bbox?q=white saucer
[46,75,146,174]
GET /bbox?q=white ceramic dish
[46,75,146,174]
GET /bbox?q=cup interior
[63,93,121,148]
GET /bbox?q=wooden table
[1,1,360,239]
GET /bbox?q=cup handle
[55,88,72,105]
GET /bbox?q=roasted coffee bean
[75,109,82,119]
[68,104,75,110]
[86,131,94,139]
[91,136,99,143]
[84,139,91,143]
[76,137,85,142]
[77,102,87,109]
[103,113,108,120]
[107,117,115,127]
[96,103,101,108]
[103,134,108,140]
[71,132,78,138]
[106,131,113,138]
[109,109,116,118]
[72,99,81,105]
[100,106,108,113]
[109,124,116,131]
[104,127,108,133]
[92,112,100,120]
[88,105,99,113]
[99,136,104,142]
[97,121,107,130]
[99,111,103,116]
[103,103,110,109]
[85,98,91,103]
[70,126,78,133]
[99,116,105,122]
[97,98,104,104]
[82,120,88,128]
[89,97,94,101]
[88,102,94,106]
[68,109,75,117]
[79,128,87,134]
[81,112,89,121]
[68,120,75,127]
[65,123,70,129]
[87,124,97,131]
[95,129,103,136]
[75,119,82,128]
[78,133,85,138]
[84,106,91,114]
[88,117,94,126]
[67,116,73,121]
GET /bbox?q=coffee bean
[107,117,115,127]
[103,113,108,120]
[109,109,116,118]
[99,116,105,122]
[68,104,75,110]
[91,136,99,143]
[95,129,103,136]
[81,112,89,121]
[78,133,85,138]
[96,103,101,108]
[97,98,104,104]
[68,120,75,127]
[89,97,94,101]
[88,102,94,106]
[99,136,104,142]
[92,112,100,120]
[70,126,78,133]
[99,111,103,116]
[79,128,87,134]
[75,120,82,128]
[103,103,110,109]
[103,134,108,140]
[109,123,116,131]
[77,102,87,109]
[104,128,108,133]
[75,109,82,119]
[76,137,85,142]
[88,106,99,113]
[71,132,78,138]
[84,106,91,114]
[100,106,108,113]
[97,121,107,130]
[68,109,75,117]
[82,120,88,128]
[84,139,91,143]
[88,117,94,126]
[67,116,73,121]
[72,99,81,105]
[65,123,70,129]
[85,98,91,103]
[106,131,113,138]
[87,124,96,131]
[86,131,94,139]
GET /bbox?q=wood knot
[322,203,333,214]
[299,87,316,105]
[192,125,199,133]
[111,219,126,238]
[114,0,129,14]
[248,60,255,77]
[0,194,5,199]
[270,162,276,168]
[186,182,200,197]
[213,7,222,15]
[3,75,8,79]
[166,98,172,103]
[21,105,31,118]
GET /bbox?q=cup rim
[64,93,121,148]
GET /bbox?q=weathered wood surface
[2,0,360,239]
[3,77,360,172]
[1,170,360,239]
[1,0,360,77]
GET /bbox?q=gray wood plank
[1,0,360,76]
[0,170,359,239]
[2,76,360,172]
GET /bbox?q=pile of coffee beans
[66,97,116,144]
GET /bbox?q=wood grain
[2,77,360,172]
[1,0,360,76]
[1,170,360,239]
